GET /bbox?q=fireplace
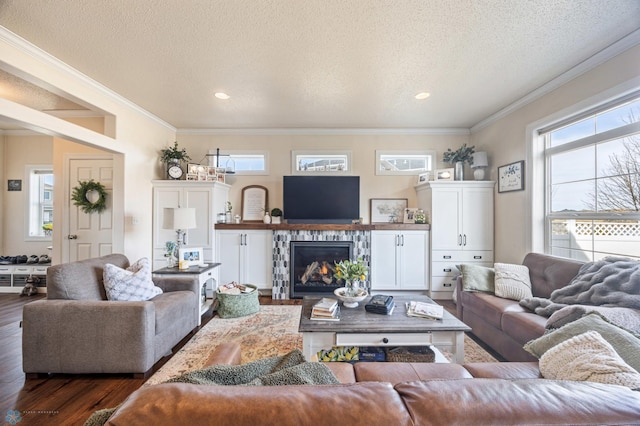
[290,241,353,298]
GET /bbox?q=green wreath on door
[71,180,108,214]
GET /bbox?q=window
[207,150,268,175]
[25,165,54,240]
[291,150,351,174]
[375,150,436,175]
[540,93,640,261]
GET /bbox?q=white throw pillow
[494,262,532,301]
[103,257,162,301]
[540,330,640,390]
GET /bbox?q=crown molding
[470,28,640,133]
[177,127,470,136]
[0,26,176,132]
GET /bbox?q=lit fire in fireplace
[300,261,336,285]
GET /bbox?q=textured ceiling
[1,0,639,130]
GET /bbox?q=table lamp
[163,207,197,255]
[471,152,488,180]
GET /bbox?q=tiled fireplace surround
[271,230,371,299]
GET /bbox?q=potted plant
[270,208,283,224]
[160,141,191,179]
[442,143,475,180]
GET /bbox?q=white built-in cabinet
[215,229,272,290]
[416,181,494,299]
[370,230,429,290]
[152,180,230,271]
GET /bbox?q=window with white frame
[291,150,351,174]
[375,150,436,175]
[25,165,54,239]
[207,150,268,175]
[540,92,640,261]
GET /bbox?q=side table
[153,263,221,325]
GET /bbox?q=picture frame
[498,160,525,193]
[8,179,22,191]
[370,198,408,223]
[417,172,431,184]
[241,185,268,222]
[403,207,418,224]
[178,247,204,267]
[435,168,454,181]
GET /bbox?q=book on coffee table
[406,301,444,320]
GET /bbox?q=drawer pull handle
[382,338,389,344]
[444,268,452,272]
[443,283,452,287]
[443,255,451,259]
[474,255,482,259]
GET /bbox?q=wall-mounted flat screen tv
[283,176,359,224]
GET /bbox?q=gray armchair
[22,254,199,378]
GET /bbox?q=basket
[385,346,435,363]
[216,284,259,318]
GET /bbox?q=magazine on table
[406,301,444,320]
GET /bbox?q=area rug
[145,305,497,386]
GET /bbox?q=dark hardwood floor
[0,294,300,425]
[0,294,459,425]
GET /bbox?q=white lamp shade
[471,152,488,168]
[163,207,197,230]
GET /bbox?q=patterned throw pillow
[103,257,162,301]
[494,263,533,301]
[540,330,640,389]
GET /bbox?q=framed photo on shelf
[370,198,408,223]
[178,247,204,267]
[403,207,418,224]
[498,160,524,193]
[417,172,431,184]
[241,185,268,222]
[435,168,454,181]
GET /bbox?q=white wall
[471,44,640,264]
[176,133,470,223]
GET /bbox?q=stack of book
[406,301,444,320]
[311,297,340,321]
[365,294,395,315]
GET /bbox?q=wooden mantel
[214,223,430,231]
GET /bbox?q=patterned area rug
[145,304,496,386]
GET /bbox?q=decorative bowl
[334,287,368,308]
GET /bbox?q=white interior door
[68,158,114,262]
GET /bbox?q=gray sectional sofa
[22,254,200,378]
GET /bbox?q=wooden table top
[298,295,471,333]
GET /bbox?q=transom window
[207,150,268,175]
[291,150,351,174]
[376,151,435,175]
[541,93,640,261]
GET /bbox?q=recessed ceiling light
[415,92,430,100]
[214,92,230,100]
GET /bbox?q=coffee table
[298,295,471,363]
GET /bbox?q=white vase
[263,213,271,224]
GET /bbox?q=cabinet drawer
[336,333,432,346]
[0,275,11,286]
[432,261,460,277]
[432,250,493,262]
[431,276,456,292]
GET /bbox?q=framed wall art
[498,160,524,193]
[241,185,268,222]
[370,198,408,223]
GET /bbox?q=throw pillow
[494,263,533,301]
[103,257,162,301]
[460,264,495,293]
[546,305,640,333]
[524,313,640,372]
[540,330,640,389]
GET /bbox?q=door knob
[68,234,78,240]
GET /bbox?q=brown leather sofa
[103,342,640,425]
[456,253,584,361]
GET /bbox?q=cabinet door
[183,187,213,258]
[243,231,272,289]
[217,231,243,286]
[431,188,462,250]
[370,231,399,289]
[398,231,429,290]
[461,187,493,251]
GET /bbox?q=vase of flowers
[442,143,475,181]
[334,257,368,297]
